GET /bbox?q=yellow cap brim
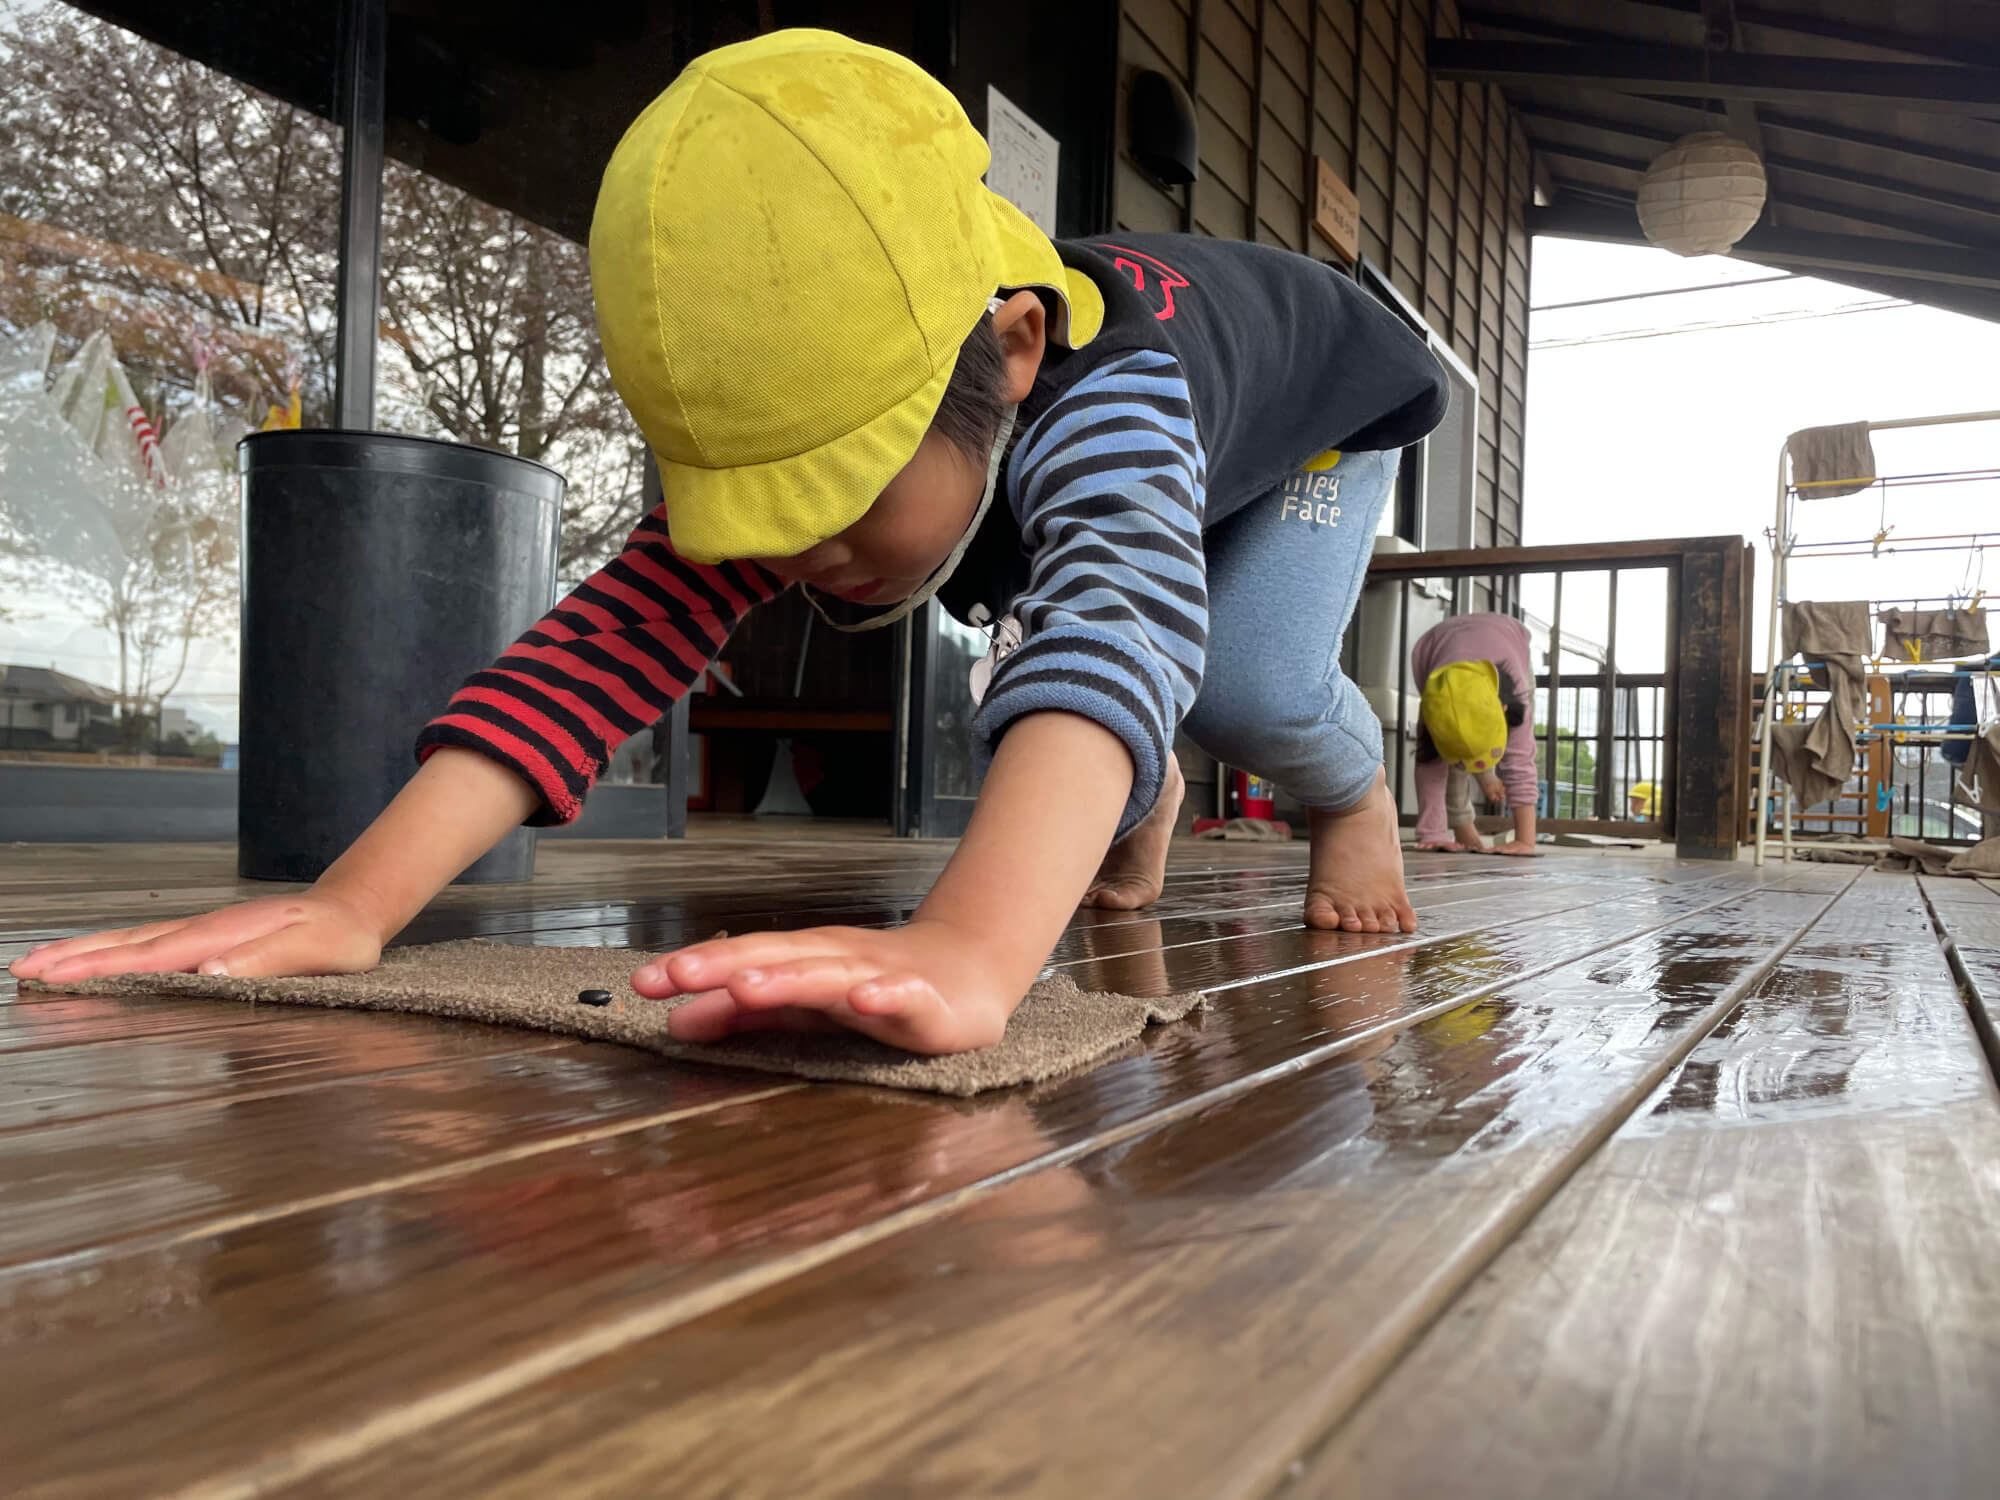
[983,190,1104,348]
[662,353,953,565]
[664,191,1102,565]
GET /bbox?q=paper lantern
[1636,131,1767,256]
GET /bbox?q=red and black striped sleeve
[415,507,786,825]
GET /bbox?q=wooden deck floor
[4,836,1999,1499]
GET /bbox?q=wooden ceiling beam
[1530,191,2000,289]
[1429,39,2000,114]
[1600,0,2000,72]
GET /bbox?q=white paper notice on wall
[985,87,1060,237]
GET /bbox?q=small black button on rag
[576,989,614,1007]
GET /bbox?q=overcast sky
[1523,238,2000,674]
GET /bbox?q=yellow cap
[1628,780,1657,815]
[1420,660,1509,772]
[589,29,1105,564]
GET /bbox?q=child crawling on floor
[13,30,1447,1054]
[1408,612,1540,855]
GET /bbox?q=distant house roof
[0,664,117,704]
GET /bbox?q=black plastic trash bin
[237,430,564,884]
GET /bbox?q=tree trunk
[516,234,548,462]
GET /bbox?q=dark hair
[1496,665,1527,728]
[928,313,1011,462]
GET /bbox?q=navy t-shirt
[936,234,1449,834]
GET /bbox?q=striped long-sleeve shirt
[420,233,1442,830]
[415,508,783,824]
[969,350,1207,834]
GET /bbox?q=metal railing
[1538,673,1668,821]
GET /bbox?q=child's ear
[992,290,1046,403]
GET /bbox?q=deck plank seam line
[0,1083,804,1280]
[1045,882,1608,972]
[0,1011,292,1055]
[1201,866,1752,994]
[1914,876,2000,1097]
[147,880,1797,1500]
[1226,866,1870,1500]
[0,1039,584,1137]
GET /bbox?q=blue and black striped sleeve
[971,349,1208,835]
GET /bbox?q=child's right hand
[9,894,384,985]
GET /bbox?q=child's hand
[9,894,384,984]
[635,920,1019,1055]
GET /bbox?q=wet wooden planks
[6,843,1973,1500]
[1921,872,2000,1072]
[245,874,1855,1500]
[0,865,1718,1273]
[0,853,1762,1498]
[1302,873,2000,1500]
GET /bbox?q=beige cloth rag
[1877,607,1990,663]
[1886,835,2000,878]
[1771,601,1871,809]
[1785,421,1876,499]
[1795,836,2000,876]
[21,939,1207,1097]
[1195,817,1292,842]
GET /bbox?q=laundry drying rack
[1753,408,2000,866]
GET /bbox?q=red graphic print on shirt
[1100,243,1191,321]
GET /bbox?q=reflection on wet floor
[5,846,1999,1498]
[1635,887,1996,1131]
[1299,869,2000,1500]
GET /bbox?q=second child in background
[1410,612,1540,855]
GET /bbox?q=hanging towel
[1783,600,1873,660]
[1771,601,1871,810]
[1769,714,1855,811]
[1876,607,1990,663]
[1784,421,1876,499]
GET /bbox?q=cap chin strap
[803,402,1016,634]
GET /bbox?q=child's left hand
[634,920,1019,1054]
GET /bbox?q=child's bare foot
[1081,754,1185,910]
[1452,821,1486,852]
[1305,769,1419,934]
[1412,841,1463,853]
